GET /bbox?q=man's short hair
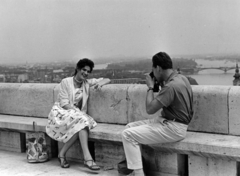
[152,52,173,70]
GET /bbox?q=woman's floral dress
[46,86,97,143]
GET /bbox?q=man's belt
[164,118,189,125]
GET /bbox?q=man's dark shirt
[155,71,194,124]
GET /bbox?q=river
[95,59,238,86]
[189,70,235,86]
[189,59,237,86]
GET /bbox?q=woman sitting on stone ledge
[46,58,111,170]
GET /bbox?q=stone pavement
[0,150,119,176]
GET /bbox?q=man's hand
[145,73,154,88]
[145,73,164,115]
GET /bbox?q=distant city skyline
[1,0,240,64]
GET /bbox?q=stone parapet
[0,83,56,118]
[127,85,157,122]
[229,86,240,136]
[188,85,230,134]
[0,83,239,135]
[88,84,129,124]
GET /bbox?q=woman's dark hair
[152,52,173,70]
[73,58,94,76]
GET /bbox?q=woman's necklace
[74,77,83,87]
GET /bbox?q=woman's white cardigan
[57,77,103,113]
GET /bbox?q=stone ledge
[151,132,240,161]
[90,124,240,161]
[0,114,47,132]
[1,114,240,161]
[89,123,124,142]
[89,125,240,162]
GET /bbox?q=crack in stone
[110,99,122,108]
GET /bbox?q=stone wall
[1,83,239,135]
[1,83,240,176]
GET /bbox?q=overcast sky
[0,0,240,64]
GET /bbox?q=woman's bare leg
[59,133,78,157]
[79,127,99,168]
[79,127,92,160]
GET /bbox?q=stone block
[155,152,186,176]
[188,155,237,176]
[229,86,240,135]
[0,83,56,118]
[88,84,130,124]
[0,131,25,152]
[142,146,186,176]
[188,85,230,134]
[127,85,160,123]
[95,142,125,169]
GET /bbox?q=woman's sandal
[84,160,100,171]
[58,156,70,168]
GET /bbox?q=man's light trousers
[121,117,188,170]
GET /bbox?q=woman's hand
[93,78,111,90]
[93,83,103,90]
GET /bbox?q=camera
[149,72,160,92]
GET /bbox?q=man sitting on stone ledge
[121,51,194,176]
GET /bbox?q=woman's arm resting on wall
[93,78,111,89]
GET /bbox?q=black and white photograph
[0,0,240,176]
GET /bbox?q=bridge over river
[180,66,237,74]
